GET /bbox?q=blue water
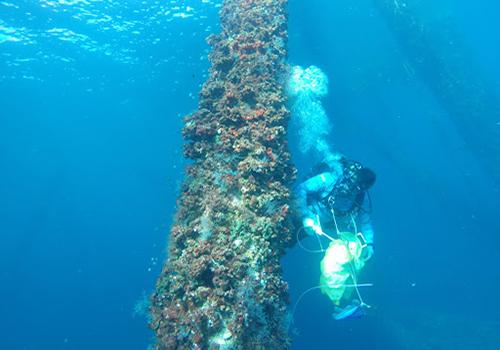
[1,0,499,349]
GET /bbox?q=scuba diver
[296,154,376,320]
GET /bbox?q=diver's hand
[302,217,323,237]
[312,224,324,236]
[362,245,374,262]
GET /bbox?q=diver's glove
[302,217,323,237]
[362,244,374,262]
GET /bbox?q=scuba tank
[320,158,372,217]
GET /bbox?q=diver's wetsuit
[296,171,374,244]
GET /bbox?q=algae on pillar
[150,0,295,349]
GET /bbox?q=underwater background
[1,0,499,349]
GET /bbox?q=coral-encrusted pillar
[150,0,295,349]
[372,0,500,185]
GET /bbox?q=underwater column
[150,0,295,349]
[372,0,500,186]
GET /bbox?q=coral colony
[150,0,295,349]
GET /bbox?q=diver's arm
[359,214,374,245]
[358,196,374,244]
[297,172,337,235]
[296,180,320,235]
[358,197,375,261]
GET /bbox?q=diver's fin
[332,301,366,321]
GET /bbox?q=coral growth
[150,0,295,349]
